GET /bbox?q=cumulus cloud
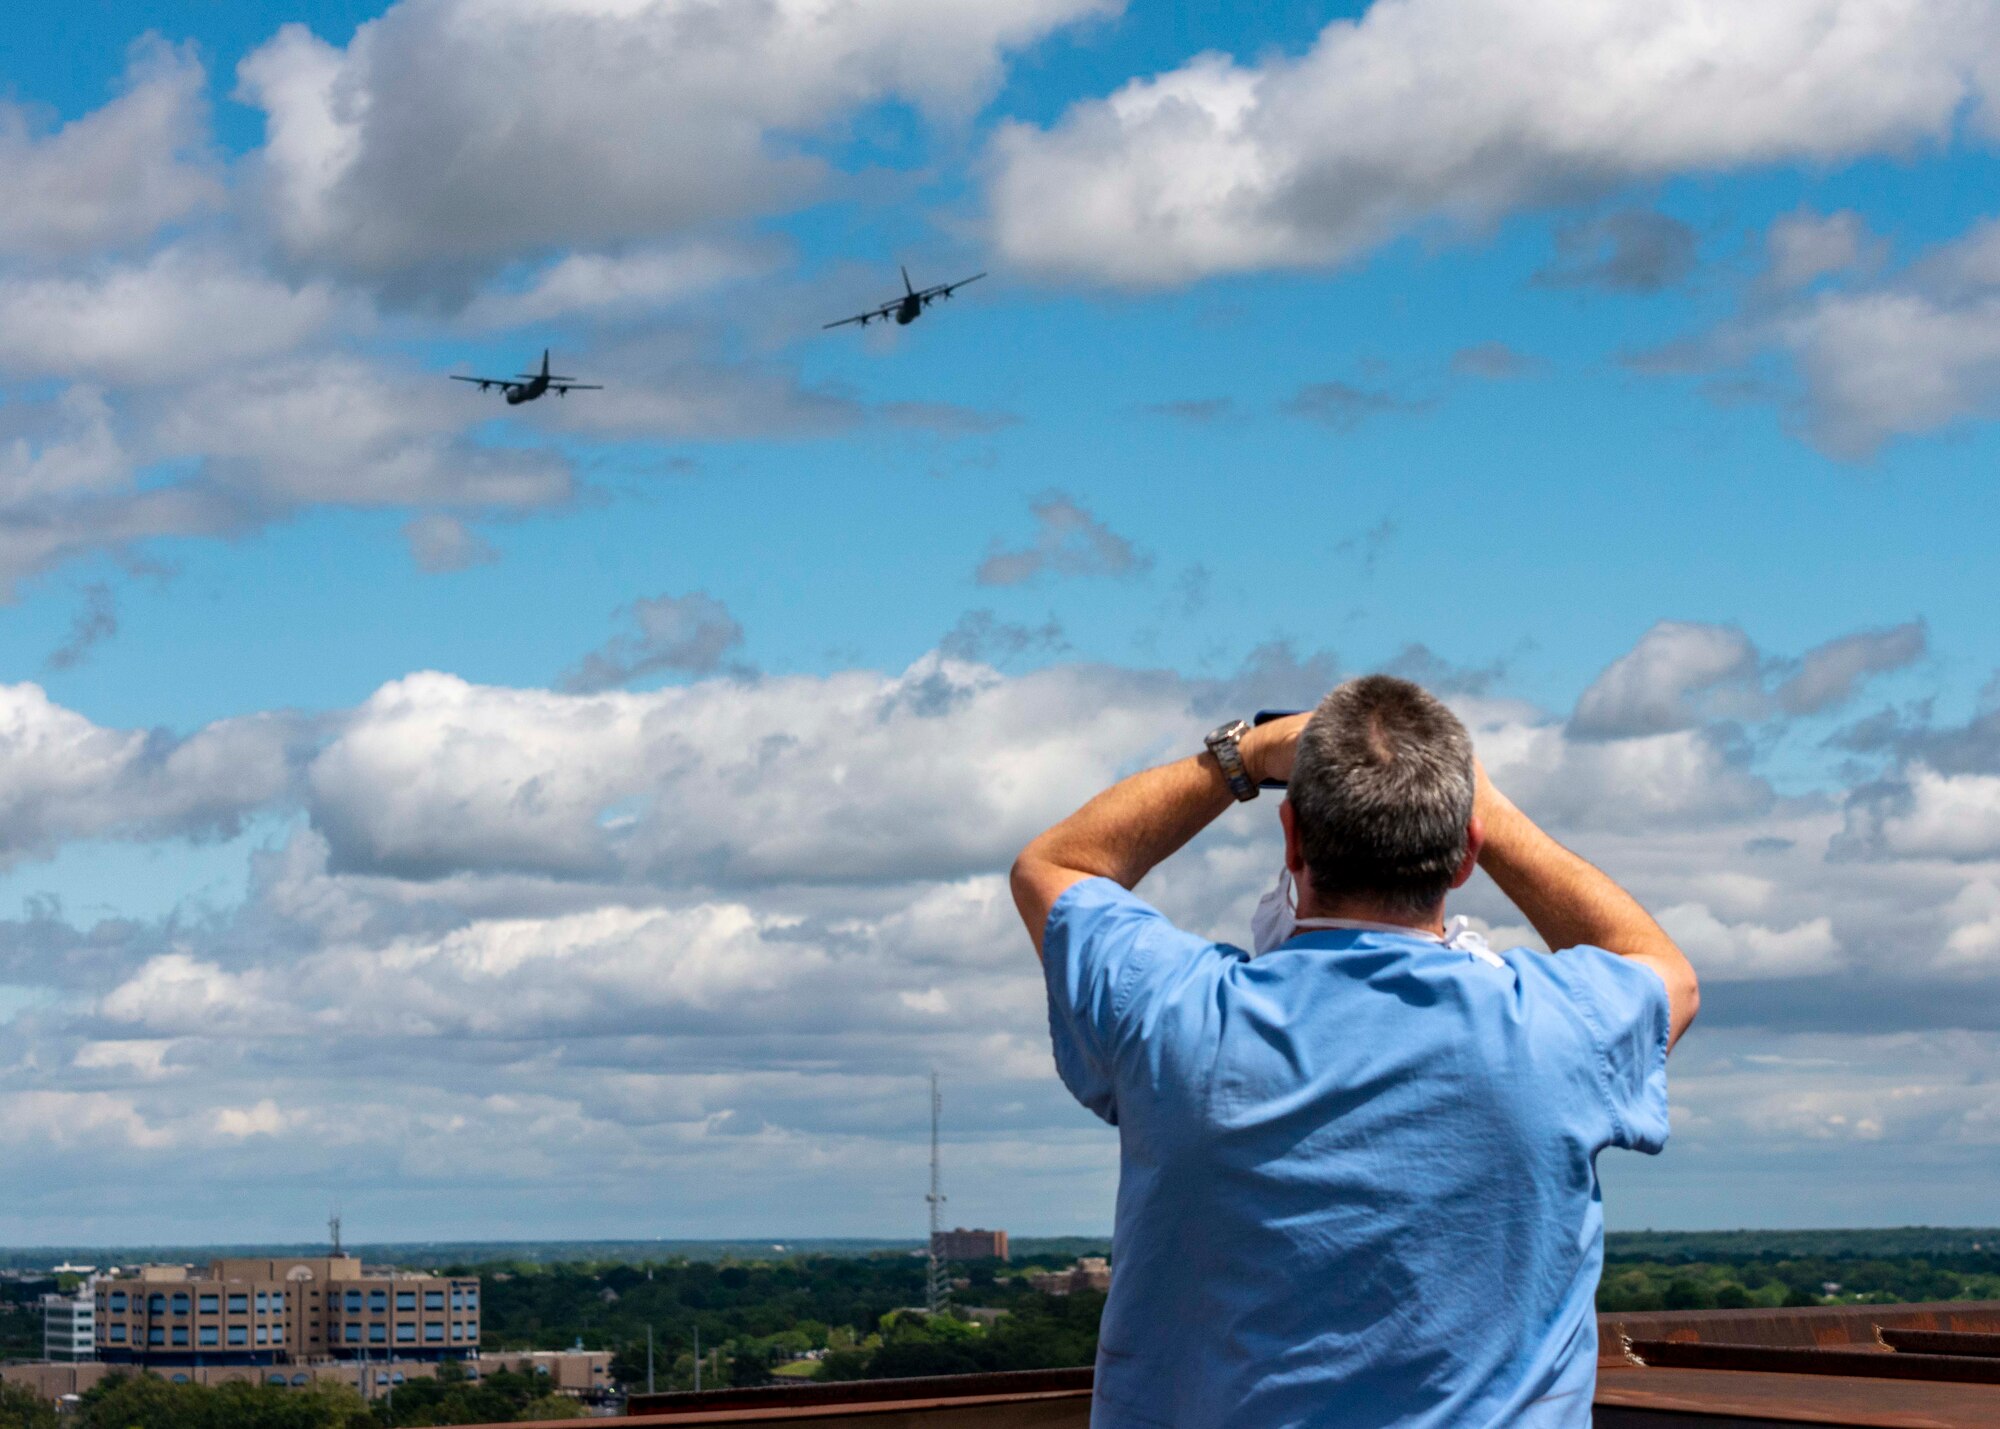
[0,39,220,257]
[1775,621,1926,715]
[0,248,340,387]
[1640,213,2000,458]
[461,242,772,328]
[154,354,572,510]
[1535,209,1698,293]
[559,593,749,692]
[239,0,1116,288]
[1284,380,1429,430]
[4,625,2000,1230]
[0,684,296,866]
[46,584,119,671]
[988,0,2000,286]
[403,514,499,574]
[976,492,1151,586]
[1570,621,1761,739]
[1450,343,1542,380]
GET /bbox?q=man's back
[1044,878,1670,1428]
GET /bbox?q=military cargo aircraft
[451,350,602,405]
[825,267,986,330]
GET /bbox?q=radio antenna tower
[328,1211,343,1256]
[925,1071,950,1314]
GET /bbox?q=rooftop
[572,1301,2000,1429]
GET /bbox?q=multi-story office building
[40,1289,94,1360]
[92,1256,479,1368]
[931,1228,1010,1262]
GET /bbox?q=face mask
[1250,866,1504,968]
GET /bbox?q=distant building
[1027,1257,1110,1296]
[92,1256,479,1368]
[41,1289,94,1361]
[931,1228,1009,1262]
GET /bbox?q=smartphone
[1252,709,1304,788]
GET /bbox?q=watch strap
[1205,719,1258,802]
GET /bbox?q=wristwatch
[1204,719,1258,802]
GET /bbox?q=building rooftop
[578,1301,2000,1428]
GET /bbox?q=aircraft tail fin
[902,265,913,295]
[542,349,551,377]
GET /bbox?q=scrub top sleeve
[1556,945,1674,1154]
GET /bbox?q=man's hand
[1241,713,1309,787]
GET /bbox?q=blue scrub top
[1042,877,1670,1428]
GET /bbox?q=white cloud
[240,0,1116,285]
[462,242,770,328]
[1656,903,1841,980]
[154,354,572,510]
[989,0,1999,286]
[1569,621,1760,739]
[1862,765,2000,860]
[0,684,295,865]
[0,247,339,386]
[0,40,220,257]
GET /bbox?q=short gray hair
[1288,675,1475,917]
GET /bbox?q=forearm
[1477,782,1699,1046]
[1022,752,1236,889]
[1011,750,1241,955]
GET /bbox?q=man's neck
[1295,896,1447,938]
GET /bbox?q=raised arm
[1010,718,1306,958]
[1474,765,1700,1049]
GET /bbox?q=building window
[256,1327,268,1345]
[424,1323,443,1342]
[271,1292,284,1312]
[395,1292,415,1311]
[423,1291,443,1311]
[171,1374,188,1385]
[267,1375,285,1386]
[255,1292,267,1312]
[368,1291,386,1312]
[109,1325,127,1343]
[450,1291,462,1310]
[291,1374,307,1387]
[344,1325,360,1344]
[368,1325,385,1344]
[109,1293,127,1312]
[199,1328,218,1347]
[395,1324,415,1343]
[199,1295,218,1314]
[463,1291,478,1310]
[344,1291,361,1312]
[171,1327,189,1346]
[171,1294,190,1314]
[228,1327,247,1347]
[149,1328,165,1345]
[271,1327,284,1344]
[148,1295,166,1315]
[228,1294,248,1313]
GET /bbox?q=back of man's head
[1289,675,1476,919]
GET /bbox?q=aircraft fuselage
[896,295,921,324]
[506,376,549,405]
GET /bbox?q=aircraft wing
[917,272,986,302]
[548,382,603,392]
[450,374,513,388]
[824,300,900,330]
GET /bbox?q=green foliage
[75,1374,372,1429]
[0,1383,59,1429]
[1595,1249,2000,1314]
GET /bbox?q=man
[1010,675,1698,1427]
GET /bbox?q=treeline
[472,1256,1098,1390]
[0,1366,578,1429]
[1597,1254,2000,1312]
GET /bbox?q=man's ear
[1450,814,1484,890]
[1280,799,1307,877]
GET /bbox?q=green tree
[0,1382,59,1429]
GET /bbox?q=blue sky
[1,0,1999,1242]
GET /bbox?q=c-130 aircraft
[824,267,985,330]
[451,350,602,405]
